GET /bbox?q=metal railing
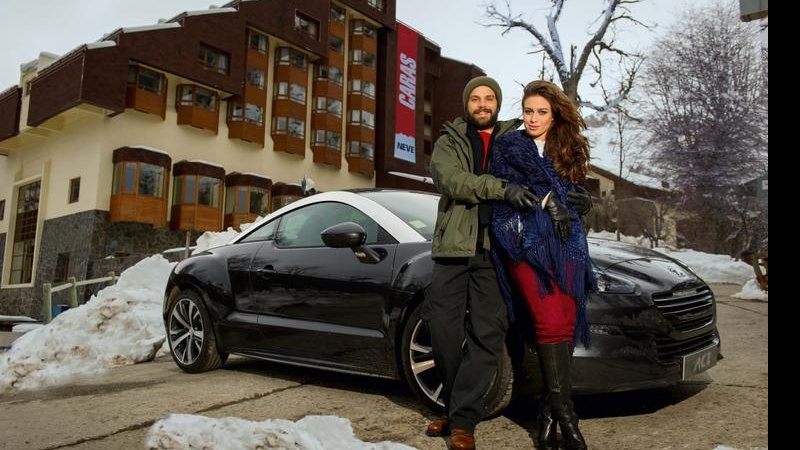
[41,272,118,324]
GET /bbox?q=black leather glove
[566,186,593,215]
[543,191,577,241]
[504,183,539,210]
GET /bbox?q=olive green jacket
[430,117,522,258]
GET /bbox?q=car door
[248,201,398,371]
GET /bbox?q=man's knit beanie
[462,76,502,113]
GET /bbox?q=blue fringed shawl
[489,130,596,348]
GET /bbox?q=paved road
[0,284,768,450]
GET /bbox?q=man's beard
[466,108,498,130]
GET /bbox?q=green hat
[462,76,502,112]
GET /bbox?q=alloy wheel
[408,318,445,407]
[169,297,204,365]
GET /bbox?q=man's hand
[543,191,576,241]
[566,186,593,215]
[504,183,538,210]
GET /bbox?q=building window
[0,199,4,220]
[225,186,269,216]
[54,253,70,283]
[272,116,287,134]
[177,85,218,111]
[331,4,345,22]
[351,20,376,38]
[68,177,80,203]
[197,44,230,74]
[112,162,166,198]
[348,141,375,160]
[10,181,40,285]
[127,66,165,93]
[276,47,307,69]
[294,11,320,40]
[24,80,31,96]
[313,97,342,117]
[350,49,376,69]
[349,79,376,98]
[313,130,342,150]
[229,102,264,125]
[173,175,221,207]
[349,109,375,129]
[317,65,344,85]
[246,68,265,89]
[288,118,305,138]
[330,35,344,53]
[289,83,306,104]
[367,0,385,12]
[274,82,289,99]
[249,30,268,54]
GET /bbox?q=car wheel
[166,289,226,373]
[400,302,514,415]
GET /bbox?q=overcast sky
[0,0,718,117]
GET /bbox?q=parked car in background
[163,190,721,412]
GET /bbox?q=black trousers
[422,251,508,432]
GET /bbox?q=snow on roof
[185,7,238,17]
[20,59,38,72]
[186,159,225,169]
[122,22,182,34]
[85,41,117,50]
[584,112,667,191]
[128,145,171,156]
[238,172,272,180]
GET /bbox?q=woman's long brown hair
[523,80,590,184]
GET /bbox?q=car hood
[587,237,671,269]
[588,237,702,289]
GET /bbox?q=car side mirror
[321,222,384,264]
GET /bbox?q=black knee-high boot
[535,391,558,450]
[537,342,587,450]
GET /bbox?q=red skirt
[510,260,577,344]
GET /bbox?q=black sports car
[163,189,721,412]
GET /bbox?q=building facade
[0,0,483,317]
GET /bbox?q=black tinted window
[239,218,278,243]
[359,191,438,240]
[275,202,388,248]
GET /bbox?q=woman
[489,80,595,450]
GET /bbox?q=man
[423,76,538,450]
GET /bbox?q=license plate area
[681,344,719,380]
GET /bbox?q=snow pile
[731,278,768,301]
[0,255,175,393]
[147,414,414,450]
[652,246,755,285]
[192,217,260,255]
[589,230,653,248]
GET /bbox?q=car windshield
[358,190,439,241]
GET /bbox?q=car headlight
[594,270,637,294]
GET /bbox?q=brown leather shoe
[425,416,450,436]
[448,428,475,450]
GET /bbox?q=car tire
[166,289,226,373]
[400,302,514,416]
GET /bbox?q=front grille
[652,285,715,332]
[654,330,717,363]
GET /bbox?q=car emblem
[667,265,689,279]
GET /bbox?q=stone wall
[0,211,200,318]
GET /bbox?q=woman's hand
[543,191,577,241]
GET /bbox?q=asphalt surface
[0,284,768,450]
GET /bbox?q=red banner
[394,22,418,163]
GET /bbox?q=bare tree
[642,1,767,196]
[484,0,647,110]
